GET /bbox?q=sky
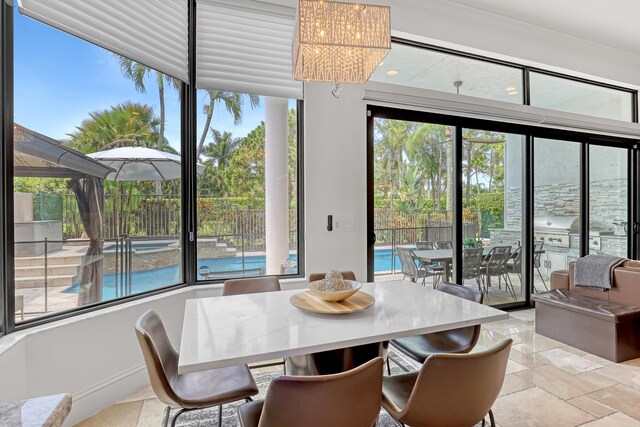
[13,9,293,153]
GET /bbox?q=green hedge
[33,192,63,221]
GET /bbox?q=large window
[530,72,633,122]
[370,43,524,104]
[12,9,183,323]
[195,94,300,280]
[371,41,635,123]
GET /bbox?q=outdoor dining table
[413,248,491,282]
[414,247,545,287]
[177,280,508,375]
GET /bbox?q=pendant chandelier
[293,0,391,84]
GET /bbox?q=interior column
[265,97,290,275]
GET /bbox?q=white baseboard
[65,363,148,426]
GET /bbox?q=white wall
[303,82,369,281]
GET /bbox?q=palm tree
[66,102,164,153]
[66,102,168,236]
[116,56,181,193]
[197,90,260,158]
[203,129,242,169]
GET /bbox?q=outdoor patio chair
[533,241,548,291]
[135,310,258,427]
[481,246,516,300]
[389,282,484,372]
[237,357,383,427]
[462,248,486,300]
[397,247,441,286]
[436,240,452,249]
[382,339,512,427]
[415,241,436,250]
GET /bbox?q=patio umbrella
[88,146,204,181]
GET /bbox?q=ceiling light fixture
[293,0,391,84]
[506,86,516,91]
[387,69,398,76]
[508,91,518,96]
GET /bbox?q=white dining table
[178,281,508,375]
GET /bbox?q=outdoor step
[14,264,80,278]
[15,274,76,289]
[14,255,84,268]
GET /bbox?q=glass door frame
[367,105,639,311]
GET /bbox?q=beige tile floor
[76,309,640,427]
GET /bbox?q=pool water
[64,248,404,299]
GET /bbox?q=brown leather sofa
[532,261,640,362]
[550,260,640,305]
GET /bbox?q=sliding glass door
[462,129,526,305]
[369,116,453,283]
[533,138,581,294]
[368,106,638,309]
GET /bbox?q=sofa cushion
[532,289,640,323]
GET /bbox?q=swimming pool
[64,248,405,299]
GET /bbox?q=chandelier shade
[293,0,391,84]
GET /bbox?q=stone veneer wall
[505,178,627,232]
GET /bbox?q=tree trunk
[197,96,215,159]
[156,72,165,195]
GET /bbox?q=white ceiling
[445,0,640,54]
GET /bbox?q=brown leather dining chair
[389,282,483,373]
[308,271,356,282]
[135,310,259,427]
[222,276,281,296]
[382,339,512,427]
[238,357,384,427]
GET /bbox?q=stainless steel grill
[534,216,580,248]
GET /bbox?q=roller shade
[364,82,640,140]
[197,0,303,99]
[17,0,189,82]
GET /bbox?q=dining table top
[178,280,508,375]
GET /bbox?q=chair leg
[536,267,548,290]
[489,409,496,427]
[163,406,171,427]
[170,408,187,427]
[386,357,391,375]
[218,405,223,427]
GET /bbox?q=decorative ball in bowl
[307,270,362,302]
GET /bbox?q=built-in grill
[534,216,580,248]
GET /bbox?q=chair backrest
[257,357,383,427]
[485,246,511,272]
[462,248,484,276]
[308,271,357,282]
[222,276,281,296]
[533,241,544,267]
[400,339,512,427]
[436,240,452,249]
[512,245,522,270]
[436,281,483,304]
[134,310,180,407]
[416,241,435,250]
[397,247,418,277]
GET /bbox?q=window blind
[17,0,189,82]
[196,0,303,99]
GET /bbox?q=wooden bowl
[307,280,362,302]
